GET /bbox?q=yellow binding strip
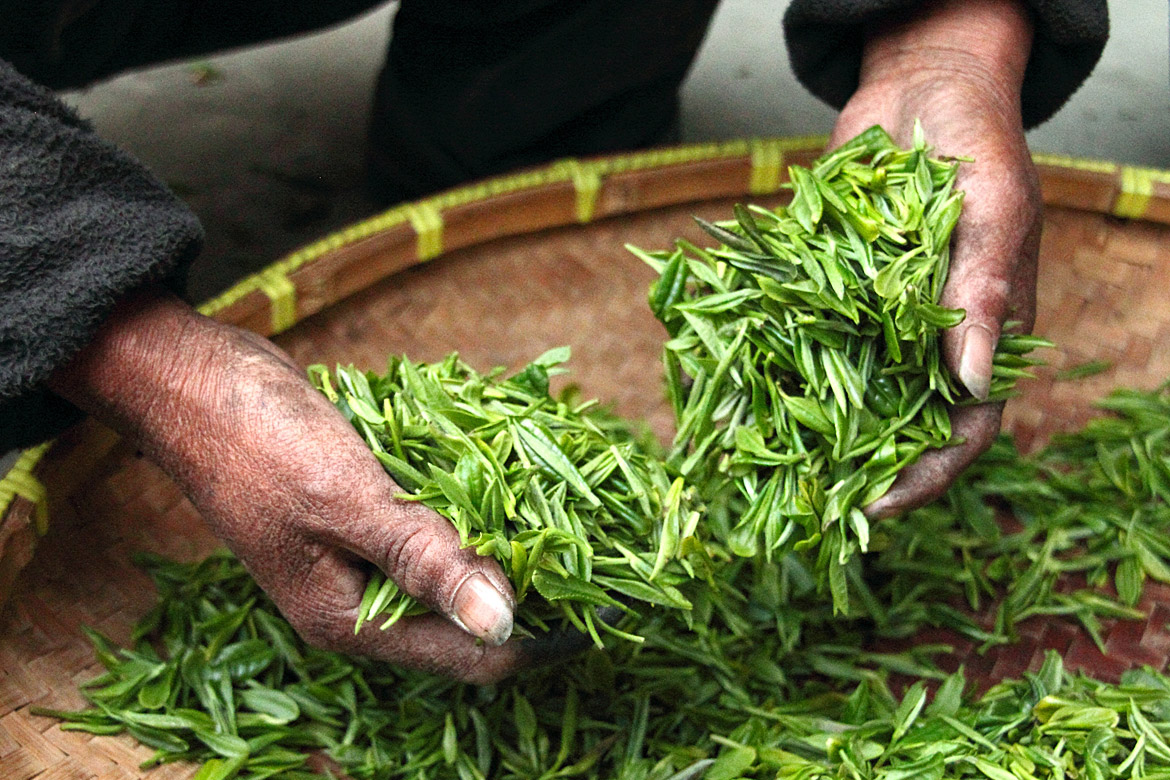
[749,138,785,195]
[0,442,52,535]
[1031,153,1118,174]
[276,208,413,279]
[197,276,261,319]
[404,201,445,261]
[255,268,298,335]
[556,159,604,223]
[1114,165,1166,220]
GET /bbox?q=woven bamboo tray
[3,139,1170,779]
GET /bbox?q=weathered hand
[830,0,1041,517]
[48,286,545,683]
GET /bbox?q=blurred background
[58,0,1169,304]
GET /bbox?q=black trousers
[2,0,720,203]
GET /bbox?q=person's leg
[0,0,388,89]
[367,0,721,205]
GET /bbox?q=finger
[233,327,305,375]
[271,546,524,683]
[939,156,1041,400]
[276,547,591,683]
[353,615,527,684]
[232,367,517,648]
[335,487,517,647]
[864,402,1003,518]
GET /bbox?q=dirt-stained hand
[829,0,1041,517]
[49,286,547,684]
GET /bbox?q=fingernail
[958,325,994,401]
[452,573,513,646]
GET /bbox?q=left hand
[47,286,561,684]
[830,0,1041,517]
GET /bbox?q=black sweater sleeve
[0,59,203,450]
[783,0,1109,129]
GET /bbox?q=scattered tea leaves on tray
[307,349,703,643]
[42,371,1170,779]
[631,124,1047,613]
[746,382,1170,663]
[39,125,1170,780]
[939,382,1170,640]
[37,547,1170,780]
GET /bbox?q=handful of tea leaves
[630,125,1046,613]
[309,349,702,644]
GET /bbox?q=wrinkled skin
[835,0,1041,517]
[48,287,546,684]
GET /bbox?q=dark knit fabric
[0,0,385,90]
[0,1,390,451]
[784,0,1109,129]
[367,0,719,203]
[0,59,203,449]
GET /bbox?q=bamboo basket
[2,138,1170,779]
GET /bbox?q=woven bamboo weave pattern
[1,146,1170,777]
[1004,209,1170,450]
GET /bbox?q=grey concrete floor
[59,0,1170,305]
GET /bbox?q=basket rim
[3,136,1169,535]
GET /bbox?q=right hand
[49,286,558,683]
[830,0,1042,517]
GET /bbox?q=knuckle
[981,273,1012,302]
[286,602,350,653]
[370,627,504,683]
[276,552,363,653]
[282,457,355,514]
[381,517,450,599]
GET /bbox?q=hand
[47,286,551,683]
[829,0,1041,517]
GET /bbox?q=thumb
[939,160,1041,400]
[354,498,517,646]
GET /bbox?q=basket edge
[2,138,1167,593]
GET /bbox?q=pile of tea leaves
[629,125,1048,615]
[37,128,1170,780]
[37,390,1170,780]
[308,349,702,644]
[39,383,1170,779]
